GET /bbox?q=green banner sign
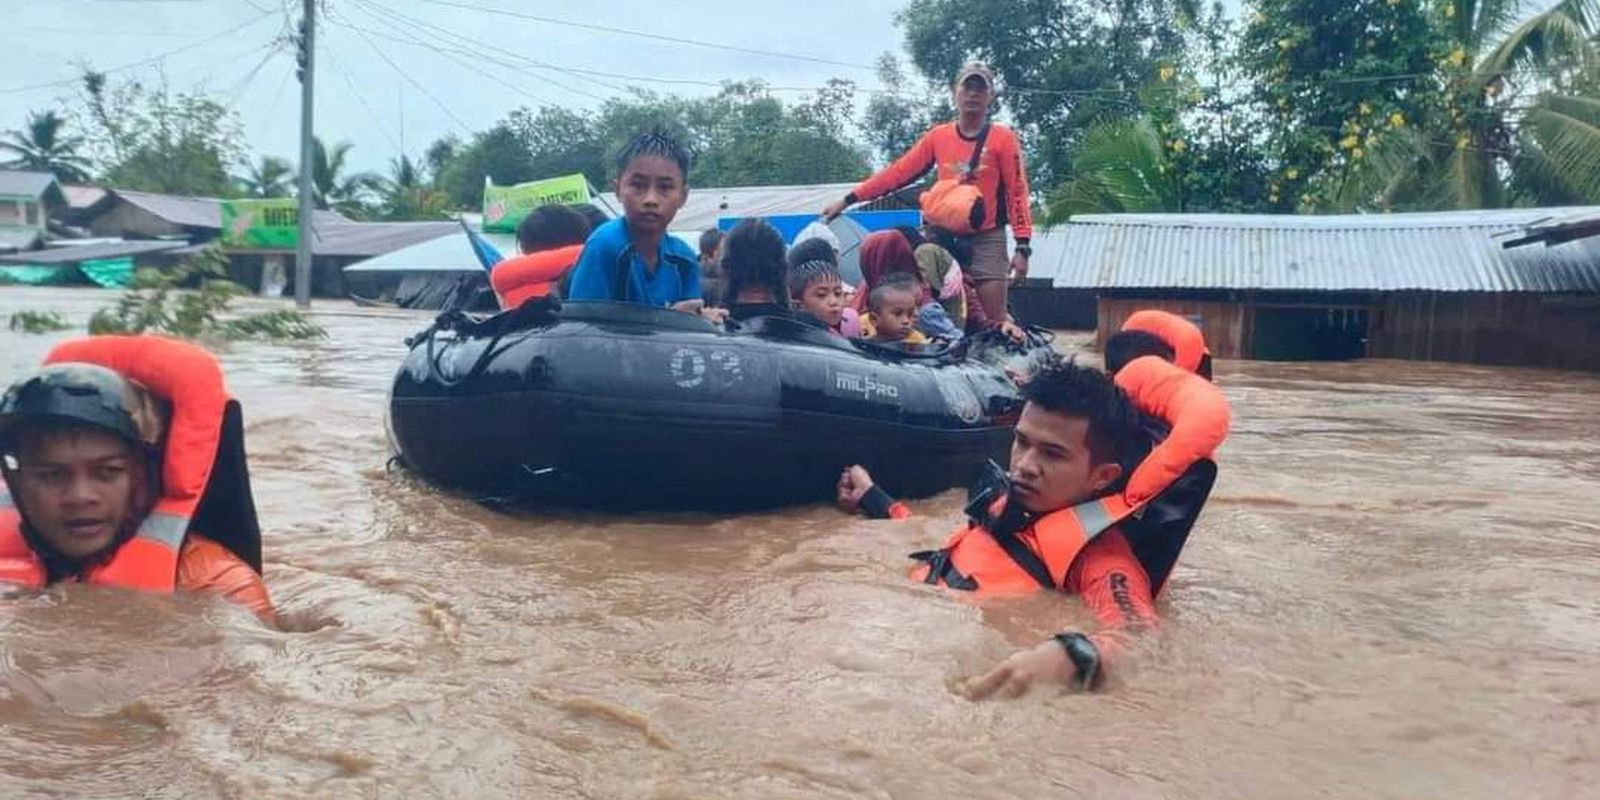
[482,173,591,232]
[221,199,299,248]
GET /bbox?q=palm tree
[311,137,381,218]
[1044,117,1181,222]
[1330,0,1600,210]
[0,110,92,182]
[379,154,449,220]
[237,155,294,198]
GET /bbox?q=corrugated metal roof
[110,190,349,231]
[305,221,457,257]
[113,190,222,229]
[0,170,60,199]
[341,228,514,273]
[1039,207,1600,293]
[0,239,184,265]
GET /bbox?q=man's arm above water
[837,465,910,519]
[963,530,1157,700]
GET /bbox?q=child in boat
[787,235,860,336]
[856,230,961,342]
[565,128,710,317]
[492,204,592,308]
[787,258,848,335]
[865,275,929,345]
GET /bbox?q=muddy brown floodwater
[1,287,1596,799]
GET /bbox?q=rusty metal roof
[1038,207,1600,293]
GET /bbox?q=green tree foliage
[311,137,382,218]
[89,247,324,341]
[8,310,73,334]
[0,110,92,182]
[1241,0,1600,211]
[429,82,871,209]
[379,154,449,220]
[236,155,294,198]
[897,0,1205,186]
[78,71,245,197]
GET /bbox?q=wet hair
[1104,330,1176,374]
[1020,355,1141,467]
[787,259,842,300]
[517,204,592,254]
[786,236,838,269]
[698,228,724,258]
[868,273,919,313]
[614,127,692,181]
[721,218,788,301]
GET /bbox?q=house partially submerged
[0,170,66,253]
[1034,208,1600,371]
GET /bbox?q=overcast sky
[1,0,917,176]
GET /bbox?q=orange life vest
[912,351,1231,596]
[911,494,1134,595]
[0,335,230,592]
[491,244,583,308]
[1122,310,1211,377]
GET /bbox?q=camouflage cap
[0,363,169,451]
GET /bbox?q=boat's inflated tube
[389,300,1038,510]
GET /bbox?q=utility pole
[293,0,316,308]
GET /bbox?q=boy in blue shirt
[566,129,707,315]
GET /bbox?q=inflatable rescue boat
[388,300,1044,510]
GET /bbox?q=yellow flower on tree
[1286,167,1300,180]
[1447,48,1467,67]
[1158,65,1176,82]
[1170,139,1188,153]
[1359,102,1373,115]
[1339,134,1361,150]
[1389,112,1405,128]
[1352,147,1365,159]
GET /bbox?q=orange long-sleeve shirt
[850,121,1034,241]
[176,534,276,623]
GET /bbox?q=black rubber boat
[388,300,1046,510]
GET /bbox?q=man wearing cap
[823,61,1034,325]
[0,336,274,622]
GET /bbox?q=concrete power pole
[293,0,316,308]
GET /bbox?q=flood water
[2,287,1596,799]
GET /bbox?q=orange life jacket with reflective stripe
[912,352,1230,596]
[0,335,229,592]
[491,244,584,309]
[911,494,1132,595]
[1122,309,1212,378]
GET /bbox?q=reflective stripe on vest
[910,494,1134,596]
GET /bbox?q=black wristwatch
[1014,244,1032,258]
[1053,632,1101,690]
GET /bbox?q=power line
[319,39,404,154]
[340,16,476,133]
[417,0,877,72]
[0,10,278,95]
[337,0,615,101]
[221,41,285,110]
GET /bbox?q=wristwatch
[1053,632,1101,690]
[1014,244,1032,258]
